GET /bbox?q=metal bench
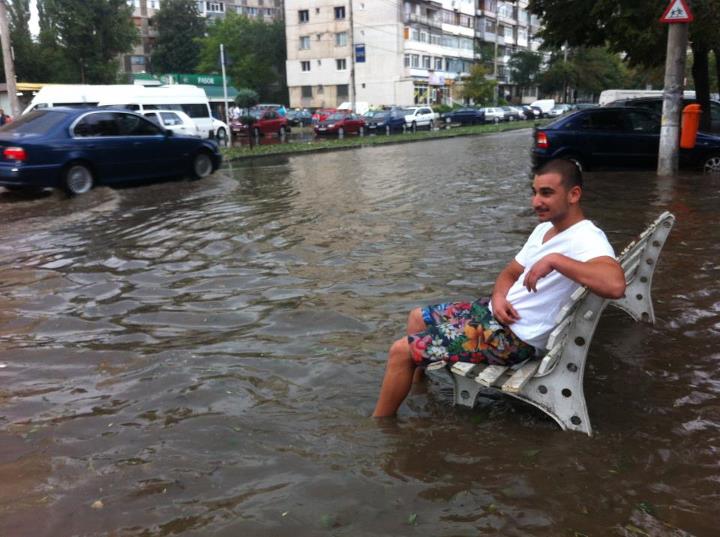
[430,211,675,436]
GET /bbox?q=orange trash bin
[680,104,702,149]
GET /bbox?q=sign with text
[660,0,694,23]
[355,44,366,63]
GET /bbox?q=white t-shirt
[490,219,615,350]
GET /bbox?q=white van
[598,89,697,106]
[529,99,555,116]
[24,84,223,140]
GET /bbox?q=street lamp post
[0,0,20,117]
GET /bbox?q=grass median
[221,119,547,161]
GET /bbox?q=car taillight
[536,132,549,149]
[3,146,27,161]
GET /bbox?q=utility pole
[220,43,231,144]
[0,0,20,117]
[658,0,693,176]
[348,0,356,113]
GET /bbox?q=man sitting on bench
[373,158,627,418]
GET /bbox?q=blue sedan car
[532,107,720,173]
[0,108,222,195]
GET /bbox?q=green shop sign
[160,74,224,86]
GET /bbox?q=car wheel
[338,127,345,137]
[563,154,585,172]
[191,151,214,179]
[63,162,94,195]
[253,126,261,137]
[411,121,417,132]
[358,126,364,136]
[216,127,227,143]
[385,125,391,135]
[279,125,287,137]
[702,153,720,174]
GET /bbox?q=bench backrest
[536,211,676,376]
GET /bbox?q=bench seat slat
[502,361,541,394]
[476,365,509,387]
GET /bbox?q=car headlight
[327,124,335,128]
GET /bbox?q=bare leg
[372,338,416,417]
[407,307,427,383]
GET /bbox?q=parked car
[142,110,200,137]
[211,117,229,142]
[607,96,720,133]
[480,107,505,123]
[531,106,720,173]
[530,99,556,117]
[365,109,406,133]
[403,106,437,130]
[0,108,222,195]
[287,109,312,127]
[520,105,539,120]
[231,107,289,137]
[314,112,366,136]
[311,108,339,124]
[546,104,573,117]
[442,107,486,125]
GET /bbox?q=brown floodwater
[0,129,718,536]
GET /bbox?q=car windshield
[327,113,347,121]
[372,111,388,118]
[0,110,67,134]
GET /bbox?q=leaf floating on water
[281,511,288,517]
[91,500,104,509]
[486,503,498,514]
[574,532,588,537]
[407,513,417,525]
[637,501,656,516]
[624,524,650,536]
[522,449,541,458]
[320,514,335,529]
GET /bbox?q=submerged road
[0,129,717,536]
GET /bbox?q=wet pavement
[0,129,718,536]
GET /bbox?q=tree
[150,0,205,74]
[42,0,138,83]
[458,63,496,105]
[508,50,542,93]
[197,13,287,103]
[234,88,259,108]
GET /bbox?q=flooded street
[0,129,718,536]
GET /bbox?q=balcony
[404,13,443,30]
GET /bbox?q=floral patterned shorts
[408,298,536,367]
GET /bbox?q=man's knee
[388,338,412,367]
[407,307,426,333]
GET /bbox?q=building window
[298,9,309,22]
[434,57,443,70]
[317,84,324,94]
[335,32,347,46]
[422,55,431,69]
[334,6,346,19]
[301,61,311,72]
[404,54,411,67]
[300,36,310,49]
[336,58,347,70]
[206,2,224,12]
[337,84,349,98]
[411,54,419,68]
[301,85,312,98]
[130,55,146,65]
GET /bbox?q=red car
[314,112,366,136]
[311,108,338,124]
[231,108,289,137]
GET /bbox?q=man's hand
[491,294,520,325]
[523,253,557,292]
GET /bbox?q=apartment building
[123,0,283,76]
[285,0,541,109]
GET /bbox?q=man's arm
[491,259,525,324]
[523,254,626,299]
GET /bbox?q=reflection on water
[0,130,718,536]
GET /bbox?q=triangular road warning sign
[660,0,694,23]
